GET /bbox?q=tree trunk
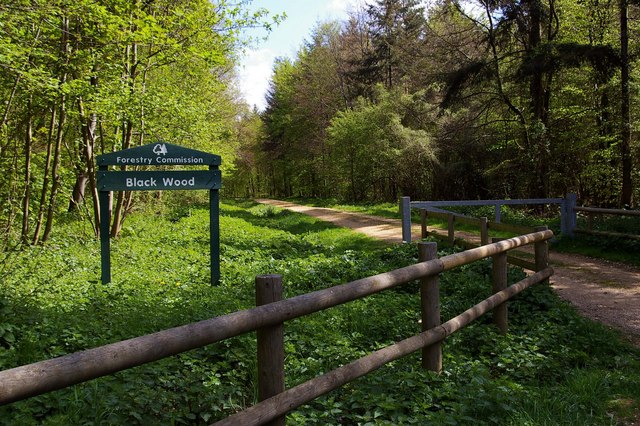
[110,120,134,238]
[527,0,551,200]
[42,98,66,243]
[1,75,20,138]
[68,171,88,212]
[21,99,33,245]
[111,42,137,238]
[42,15,70,243]
[620,0,633,206]
[73,95,100,237]
[32,104,56,245]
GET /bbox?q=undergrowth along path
[256,199,640,347]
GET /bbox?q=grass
[0,198,639,424]
[288,198,640,267]
[552,235,640,267]
[287,197,402,220]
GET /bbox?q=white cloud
[326,0,349,15]
[236,0,369,111]
[238,48,277,111]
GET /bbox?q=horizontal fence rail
[574,229,640,241]
[415,209,540,270]
[574,206,640,241]
[576,206,640,216]
[0,230,554,424]
[420,209,535,238]
[400,195,577,241]
[214,268,553,426]
[403,194,640,244]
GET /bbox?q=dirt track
[257,199,640,346]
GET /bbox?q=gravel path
[257,199,640,346]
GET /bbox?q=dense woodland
[0,0,281,246]
[228,0,640,209]
[1,0,639,247]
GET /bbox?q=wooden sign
[97,142,221,285]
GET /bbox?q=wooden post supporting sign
[96,142,222,284]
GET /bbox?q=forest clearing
[0,199,639,424]
[2,0,640,424]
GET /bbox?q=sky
[237,0,364,111]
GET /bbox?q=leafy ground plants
[0,199,639,424]
[301,197,640,268]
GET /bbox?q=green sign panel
[98,170,222,191]
[96,142,221,285]
[97,142,221,166]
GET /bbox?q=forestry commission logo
[153,143,168,156]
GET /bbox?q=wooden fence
[0,230,554,425]
[400,195,576,241]
[574,206,640,241]
[401,194,640,243]
[417,209,539,270]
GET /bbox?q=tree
[620,0,633,206]
[238,0,638,206]
[0,0,280,245]
[358,0,428,92]
[327,86,436,201]
[439,0,626,202]
[290,22,348,197]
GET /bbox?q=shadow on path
[257,199,640,346]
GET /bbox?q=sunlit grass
[1,198,639,424]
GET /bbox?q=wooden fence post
[401,196,412,243]
[447,213,455,245]
[491,238,508,334]
[256,274,285,426]
[418,242,441,373]
[534,226,550,286]
[480,217,489,245]
[420,209,428,239]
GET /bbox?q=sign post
[97,142,222,285]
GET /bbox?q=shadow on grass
[218,200,388,252]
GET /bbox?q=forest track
[257,199,640,347]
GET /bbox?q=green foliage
[554,234,640,267]
[327,86,436,201]
[0,0,282,243]
[550,209,640,266]
[1,200,639,424]
[237,0,639,207]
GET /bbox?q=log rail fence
[574,206,640,241]
[415,208,540,270]
[400,195,576,243]
[0,230,554,425]
[401,194,640,243]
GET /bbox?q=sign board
[97,142,221,167]
[97,142,221,285]
[98,170,222,191]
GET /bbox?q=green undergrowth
[554,211,640,266]
[298,198,640,268]
[1,199,639,424]
[553,235,640,268]
[286,197,401,220]
[288,198,558,239]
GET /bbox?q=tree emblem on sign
[153,143,168,156]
